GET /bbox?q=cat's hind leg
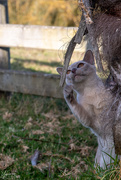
[94,146,101,167]
[99,147,116,169]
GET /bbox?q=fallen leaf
[62,114,75,120]
[32,130,44,135]
[80,146,92,156]
[79,161,88,171]
[39,136,45,140]
[28,117,33,122]
[9,127,15,132]
[42,112,59,120]
[35,162,49,172]
[24,122,32,129]
[59,168,71,178]
[3,112,13,121]
[22,145,29,152]
[0,154,14,170]
[72,164,81,175]
[35,161,54,173]
[70,143,76,150]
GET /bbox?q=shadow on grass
[11,58,62,73]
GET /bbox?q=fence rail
[0,24,79,50]
[0,23,89,98]
[0,69,63,98]
[0,1,85,98]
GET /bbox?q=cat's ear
[83,50,95,65]
[56,67,63,75]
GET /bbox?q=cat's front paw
[63,85,74,103]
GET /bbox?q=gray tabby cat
[57,50,117,169]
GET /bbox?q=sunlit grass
[10,48,82,74]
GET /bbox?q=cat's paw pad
[63,85,74,102]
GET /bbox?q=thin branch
[43,153,74,163]
[60,14,86,87]
[80,0,104,72]
[74,13,86,44]
[12,135,68,146]
[59,35,76,87]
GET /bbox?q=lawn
[0,94,98,179]
[0,48,120,179]
[10,48,84,74]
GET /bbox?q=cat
[57,50,117,169]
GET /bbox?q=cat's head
[57,50,96,86]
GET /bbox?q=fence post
[0,0,10,69]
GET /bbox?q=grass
[0,94,120,180]
[0,48,120,179]
[10,48,84,74]
[0,94,97,179]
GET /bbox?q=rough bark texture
[89,0,121,155]
[80,0,103,71]
[91,1,121,89]
[62,0,121,155]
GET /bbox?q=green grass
[0,48,119,179]
[10,48,83,74]
[0,94,98,179]
[0,94,120,179]
[10,48,109,81]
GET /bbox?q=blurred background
[8,0,80,27]
[7,0,83,74]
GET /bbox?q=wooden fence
[0,1,88,98]
[0,24,78,50]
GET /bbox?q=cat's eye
[77,63,84,68]
[66,70,71,74]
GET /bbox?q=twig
[48,158,52,178]
[74,13,86,44]
[60,10,87,87]
[59,35,76,87]
[59,15,86,87]
[43,153,74,163]
[12,135,68,146]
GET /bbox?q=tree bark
[80,0,103,71]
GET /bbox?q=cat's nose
[71,68,77,73]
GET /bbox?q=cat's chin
[74,75,85,82]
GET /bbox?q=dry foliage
[0,154,14,170]
[8,0,80,27]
